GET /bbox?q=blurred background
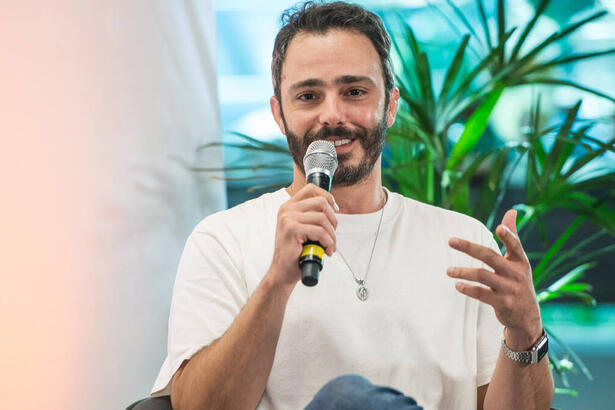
[1,1,613,409]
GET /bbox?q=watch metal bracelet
[501,328,548,364]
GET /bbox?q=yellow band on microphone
[301,243,325,259]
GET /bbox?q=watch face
[536,334,549,362]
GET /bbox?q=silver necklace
[336,190,387,302]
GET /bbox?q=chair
[124,394,561,409]
[126,396,172,410]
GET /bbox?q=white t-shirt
[152,188,504,410]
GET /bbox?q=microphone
[300,140,338,286]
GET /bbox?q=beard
[283,117,388,187]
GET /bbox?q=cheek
[288,117,313,137]
[281,108,315,135]
[350,104,381,127]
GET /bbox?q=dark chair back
[126,396,172,410]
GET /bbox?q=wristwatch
[501,328,548,364]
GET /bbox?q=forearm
[484,332,554,410]
[171,271,295,410]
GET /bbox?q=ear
[385,87,400,128]
[270,96,286,135]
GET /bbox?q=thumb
[501,209,518,236]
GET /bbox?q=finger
[496,224,526,261]
[292,197,338,229]
[454,282,497,306]
[448,237,509,274]
[293,211,336,247]
[298,223,336,256]
[292,184,338,212]
[501,209,518,236]
[446,267,511,292]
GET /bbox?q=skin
[170,29,554,410]
[270,30,399,214]
[449,209,554,409]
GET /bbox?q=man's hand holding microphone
[269,141,339,288]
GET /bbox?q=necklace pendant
[356,285,369,301]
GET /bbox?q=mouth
[327,138,354,150]
[330,138,354,147]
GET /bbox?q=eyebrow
[289,75,376,91]
[335,75,376,86]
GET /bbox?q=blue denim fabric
[305,374,424,410]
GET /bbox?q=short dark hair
[271,1,394,102]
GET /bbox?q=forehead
[280,29,384,92]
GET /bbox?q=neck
[287,158,385,214]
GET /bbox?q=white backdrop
[0,1,223,409]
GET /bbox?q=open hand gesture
[447,209,543,348]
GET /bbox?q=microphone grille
[303,140,338,176]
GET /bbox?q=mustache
[303,126,366,146]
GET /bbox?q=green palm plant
[386,0,615,394]
[195,0,615,395]
[388,0,615,206]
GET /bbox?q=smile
[333,139,353,147]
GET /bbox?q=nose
[318,95,345,127]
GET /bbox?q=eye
[347,88,365,97]
[298,92,317,101]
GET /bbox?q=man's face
[270,29,399,187]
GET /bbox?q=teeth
[333,139,351,147]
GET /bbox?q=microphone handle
[300,171,332,286]
[306,171,331,192]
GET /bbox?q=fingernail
[455,282,463,291]
[449,238,460,246]
[502,225,517,239]
[446,267,455,276]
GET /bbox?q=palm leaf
[447,88,503,170]
[444,0,484,48]
[396,82,437,136]
[545,325,594,381]
[510,77,615,103]
[564,136,615,178]
[521,48,615,77]
[533,217,584,284]
[438,34,471,109]
[443,148,504,208]
[562,191,615,235]
[548,348,570,387]
[554,388,579,397]
[198,131,290,154]
[186,164,292,172]
[485,148,525,230]
[510,0,550,61]
[545,261,596,292]
[247,181,291,193]
[473,149,509,222]
[538,290,596,305]
[496,0,505,66]
[546,230,607,275]
[538,101,582,188]
[199,142,290,153]
[548,243,615,282]
[507,10,608,79]
[475,0,492,50]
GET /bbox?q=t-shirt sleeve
[476,226,505,386]
[151,218,249,397]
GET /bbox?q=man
[152,2,554,409]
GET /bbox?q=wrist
[264,266,298,297]
[502,327,549,364]
[504,323,543,351]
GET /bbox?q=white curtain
[0,1,223,409]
